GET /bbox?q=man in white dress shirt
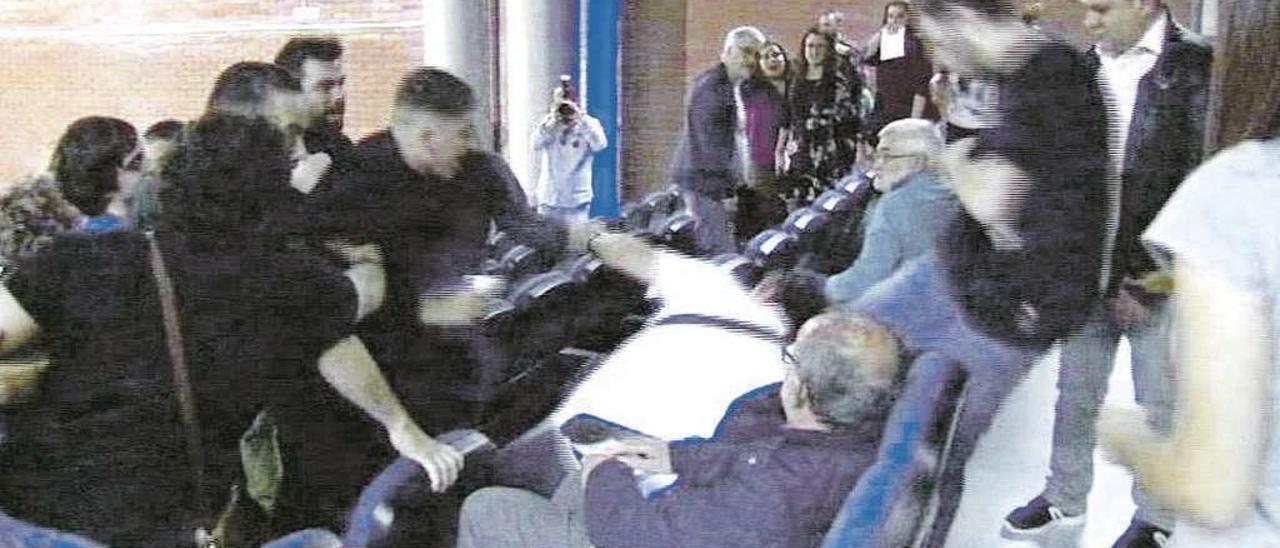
[1001,1,1212,545]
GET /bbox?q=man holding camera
[529,87,607,223]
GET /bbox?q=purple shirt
[741,79,787,168]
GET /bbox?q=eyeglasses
[781,345,798,366]
[120,148,145,172]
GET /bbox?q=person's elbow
[824,270,865,306]
[590,137,608,154]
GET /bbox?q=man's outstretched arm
[317,335,464,493]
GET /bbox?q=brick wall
[0,0,424,186]
[0,0,1203,200]
[619,0,1199,205]
[683,0,1198,82]
[620,0,689,201]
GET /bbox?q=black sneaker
[1112,518,1171,548]
[1001,495,1084,538]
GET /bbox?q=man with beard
[275,36,352,161]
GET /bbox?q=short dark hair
[160,114,292,249]
[144,119,184,142]
[206,61,301,117]
[394,67,476,116]
[49,116,138,216]
[882,0,911,22]
[274,36,344,78]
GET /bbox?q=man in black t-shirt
[307,68,588,422]
[297,68,598,546]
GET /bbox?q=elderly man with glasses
[456,236,904,547]
[826,118,958,306]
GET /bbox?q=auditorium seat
[642,186,685,219]
[566,255,648,353]
[506,270,581,365]
[497,243,551,279]
[813,188,856,217]
[783,206,832,255]
[658,211,699,255]
[621,200,657,234]
[834,167,873,196]
[802,183,878,275]
[744,228,801,271]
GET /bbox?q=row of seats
[343,171,966,546]
[469,171,879,420]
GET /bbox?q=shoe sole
[1000,514,1085,540]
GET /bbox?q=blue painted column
[584,0,620,218]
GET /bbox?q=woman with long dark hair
[0,114,444,546]
[781,28,862,202]
[736,40,793,240]
[48,116,142,233]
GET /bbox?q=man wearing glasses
[456,229,904,546]
[826,119,957,305]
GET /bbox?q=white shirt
[1096,15,1166,167]
[554,251,788,441]
[880,27,906,61]
[530,114,608,208]
[733,83,751,182]
[1144,138,1280,547]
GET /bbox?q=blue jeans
[538,203,590,224]
[1043,301,1176,529]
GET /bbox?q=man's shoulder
[885,173,953,213]
[1022,38,1091,79]
[462,151,518,183]
[691,64,731,95]
[1165,24,1213,68]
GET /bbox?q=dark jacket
[309,132,567,328]
[1086,13,1212,294]
[583,384,879,548]
[671,63,741,198]
[303,122,356,165]
[939,38,1113,349]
